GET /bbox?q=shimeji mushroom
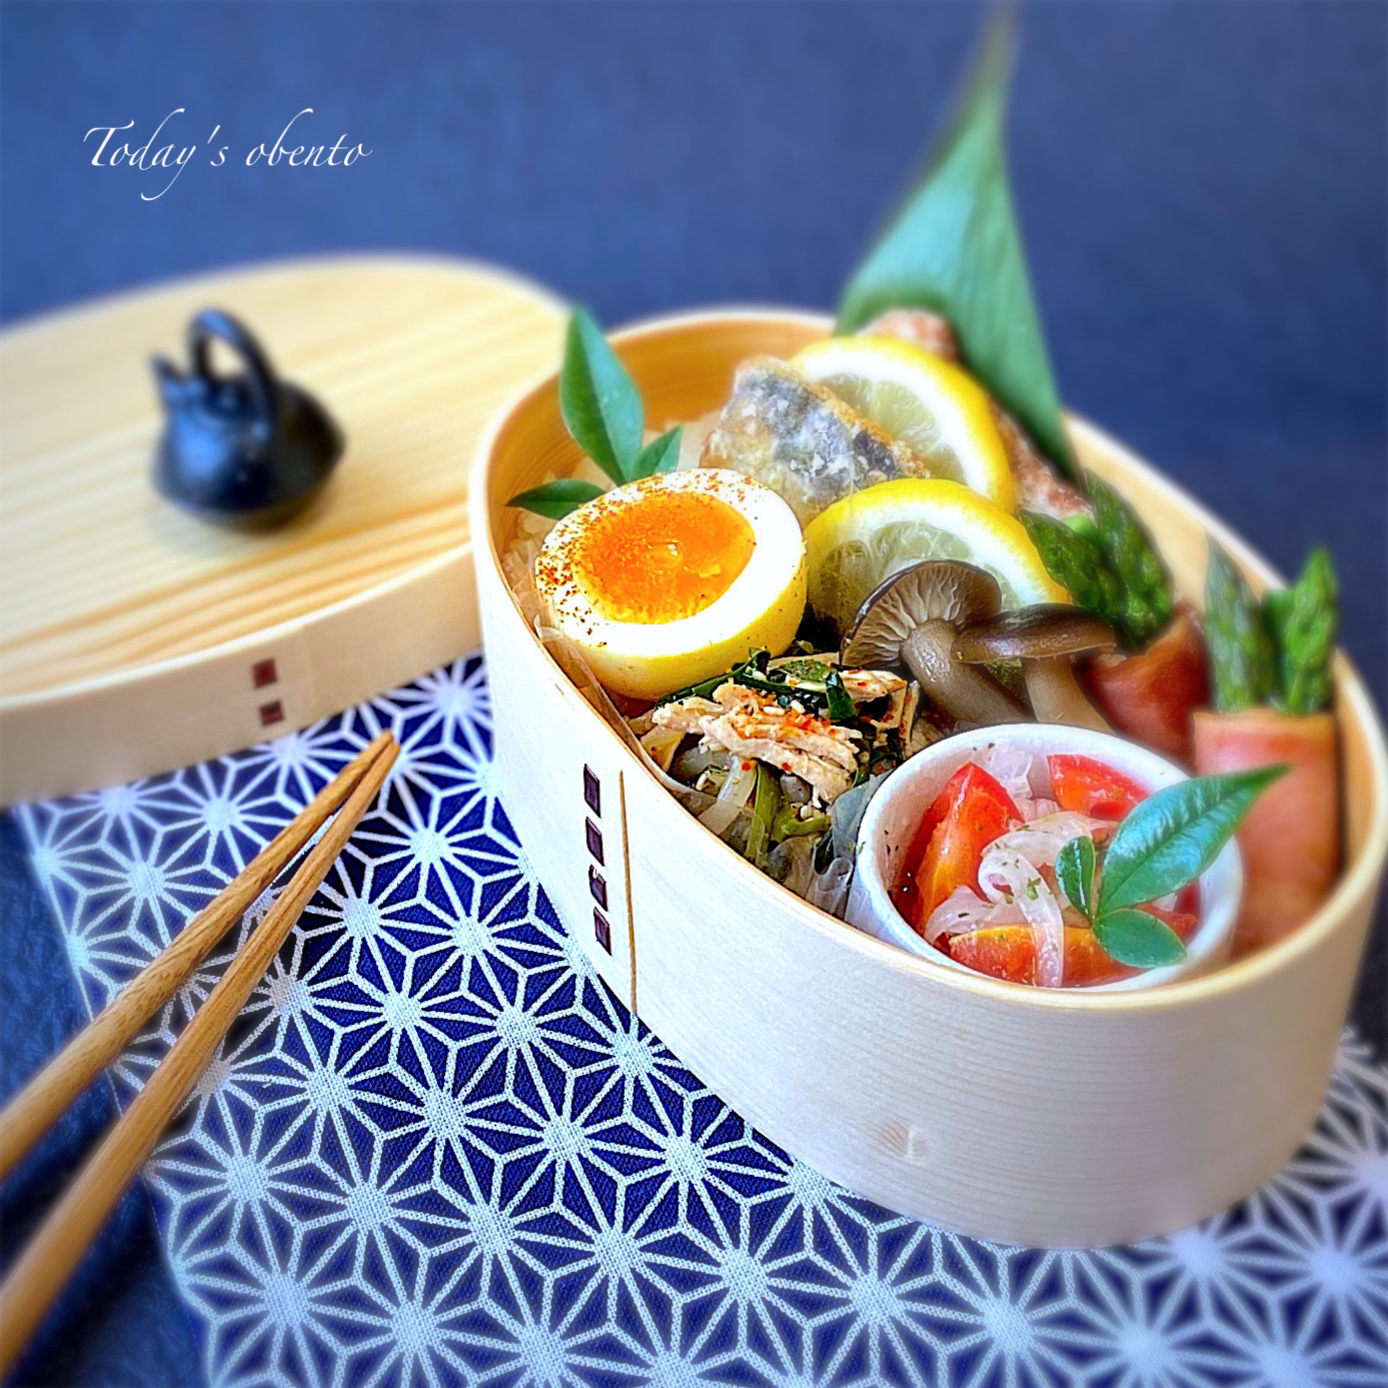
[840,561,1118,731]
[952,605,1116,731]
[840,561,1029,726]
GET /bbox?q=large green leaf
[836,12,1075,478]
[1098,766,1287,915]
[632,425,684,477]
[559,308,644,484]
[506,478,606,520]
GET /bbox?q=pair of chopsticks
[0,730,399,1375]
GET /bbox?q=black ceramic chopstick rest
[152,309,344,527]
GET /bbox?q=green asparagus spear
[1088,476,1173,648]
[1266,547,1338,716]
[1020,511,1128,636]
[1204,542,1275,714]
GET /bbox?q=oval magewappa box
[469,309,1388,1249]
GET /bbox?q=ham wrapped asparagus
[1084,608,1209,765]
[1193,709,1339,954]
[1193,545,1341,954]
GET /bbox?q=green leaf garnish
[505,479,606,520]
[1098,766,1288,915]
[836,11,1075,477]
[1092,909,1187,969]
[1266,546,1337,716]
[1055,835,1096,921]
[632,425,683,477]
[558,307,644,484]
[1205,542,1276,714]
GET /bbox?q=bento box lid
[0,254,566,804]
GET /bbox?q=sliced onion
[978,846,1065,988]
[923,884,1026,944]
[698,756,758,835]
[990,810,1109,868]
[980,743,1037,805]
[807,857,854,916]
[768,836,816,898]
[1027,809,1108,838]
[639,725,686,774]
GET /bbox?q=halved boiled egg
[534,469,807,700]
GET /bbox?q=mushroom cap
[952,604,1117,663]
[840,560,1002,669]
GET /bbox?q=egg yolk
[572,490,756,624]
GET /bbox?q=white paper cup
[844,724,1243,992]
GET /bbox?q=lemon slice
[792,336,1015,512]
[804,477,1066,633]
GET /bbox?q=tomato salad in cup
[896,751,1192,986]
[861,733,1275,989]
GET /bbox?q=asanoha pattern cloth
[16,655,1388,1388]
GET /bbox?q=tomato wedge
[899,763,1019,932]
[1047,754,1148,820]
[947,926,1035,983]
[1060,929,1138,987]
[1138,903,1198,942]
[947,925,1135,987]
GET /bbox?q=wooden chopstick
[0,730,394,1183]
[0,734,399,1376]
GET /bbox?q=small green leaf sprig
[1206,542,1338,717]
[507,309,684,519]
[1021,474,1174,650]
[1055,764,1287,968]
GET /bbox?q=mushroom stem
[902,621,1029,727]
[1023,657,1112,732]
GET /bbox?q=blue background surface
[1,4,1385,1385]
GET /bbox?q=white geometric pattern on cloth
[15,654,1388,1388]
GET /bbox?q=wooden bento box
[469,309,1388,1248]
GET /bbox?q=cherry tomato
[1047,754,1149,820]
[900,763,1019,931]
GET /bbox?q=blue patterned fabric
[15,655,1388,1388]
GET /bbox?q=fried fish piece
[859,308,960,361]
[990,405,1090,522]
[863,310,1091,523]
[700,357,933,525]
